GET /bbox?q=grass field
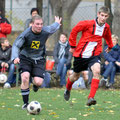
[0,87,120,120]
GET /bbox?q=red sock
[88,79,100,99]
[66,77,74,91]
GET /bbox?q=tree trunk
[37,0,43,16]
[112,0,120,44]
[104,0,113,32]
[49,0,81,43]
[0,0,5,17]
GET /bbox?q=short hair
[31,15,42,23]
[112,34,119,41]
[30,8,39,15]
[0,37,7,44]
[60,32,68,38]
[98,6,110,14]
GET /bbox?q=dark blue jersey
[11,22,60,61]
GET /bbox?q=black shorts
[73,56,101,73]
[19,55,45,78]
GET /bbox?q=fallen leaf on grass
[83,114,89,116]
[53,115,59,118]
[14,104,20,107]
[103,101,112,103]
[69,118,77,120]
[57,94,60,97]
[32,118,35,120]
[108,110,114,113]
[49,112,56,115]
[8,108,12,110]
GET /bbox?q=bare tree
[37,0,43,16]
[0,0,5,17]
[104,0,113,32]
[112,0,120,41]
[49,0,81,43]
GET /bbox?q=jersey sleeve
[43,22,60,34]
[103,25,113,49]
[69,20,89,48]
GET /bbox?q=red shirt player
[64,6,113,106]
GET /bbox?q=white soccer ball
[27,101,42,115]
[3,83,11,88]
[0,74,7,83]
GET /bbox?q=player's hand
[105,48,111,53]
[69,48,75,53]
[1,62,5,67]
[105,61,109,65]
[4,63,9,68]
[115,61,120,66]
[14,58,20,64]
[55,16,62,25]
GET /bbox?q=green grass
[0,87,120,120]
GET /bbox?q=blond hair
[112,34,119,41]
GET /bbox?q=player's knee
[22,75,29,83]
[35,79,43,86]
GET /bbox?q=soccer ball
[3,83,11,88]
[27,101,42,115]
[0,73,7,83]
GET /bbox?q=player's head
[97,6,110,25]
[31,15,43,34]
[112,34,119,46]
[59,33,68,43]
[30,8,39,17]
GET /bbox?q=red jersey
[69,19,113,58]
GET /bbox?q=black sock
[21,88,29,104]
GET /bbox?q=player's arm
[103,26,113,50]
[11,35,25,64]
[43,16,62,34]
[69,20,88,48]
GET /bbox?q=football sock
[21,88,29,104]
[88,79,99,99]
[66,77,74,91]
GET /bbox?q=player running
[64,6,113,106]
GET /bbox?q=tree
[37,0,43,16]
[0,0,5,17]
[104,0,113,32]
[112,0,120,41]
[49,0,81,43]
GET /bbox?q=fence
[5,4,103,31]
[5,3,120,42]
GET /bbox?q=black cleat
[22,103,29,110]
[33,85,39,92]
[86,98,96,106]
[64,89,70,101]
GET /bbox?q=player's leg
[64,72,80,101]
[87,62,101,106]
[32,77,44,92]
[32,59,45,92]
[19,55,32,109]
[21,71,30,109]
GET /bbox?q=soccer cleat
[86,98,96,106]
[64,89,70,101]
[22,103,29,110]
[33,85,39,92]
[100,78,108,87]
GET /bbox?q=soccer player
[64,6,113,106]
[11,15,62,109]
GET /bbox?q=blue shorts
[73,56,101,73]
